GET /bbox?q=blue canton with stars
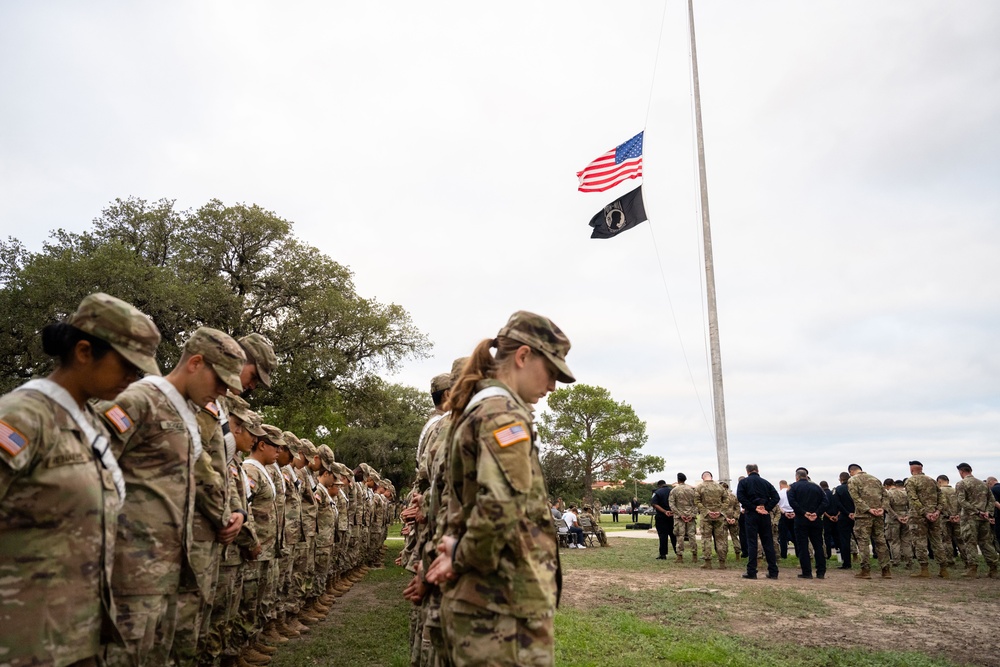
[614,132,643,164]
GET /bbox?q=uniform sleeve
[452,415,528,577]
[906,480,923,514]
[194,448,227,532]
[694,487,705,514]
[95,394,143,459]
[0,403,44,499]
[786,485,799,514]
[849,478,869,514]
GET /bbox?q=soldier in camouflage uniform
[275,433,306,636]
[954,463,1000,578]
[883,478,912,569]
[178,349,252,667]
[297,439,323,622]
[846,464,891,578]
[426,311,574,667]
[203,396,264,667]
[100,327,243,667]
[313,445,339,608]
[695,471,729,568]
[937,475,965,570]
[236,425,284,665]
[330,462,354,598]
[579,505,607,547]
[669,473,698,563]
[905,460,949,578]
[0,293,160,667]
[721,482,742,559]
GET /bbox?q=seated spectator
[563,504,587,549]
[580,505,608,547]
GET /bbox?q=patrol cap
[67,292,161,376]
[909,460,923,467]
[332,462,351,478]
[430,373,451,394]
[225,394,266,436]
[260,424,286,447]
[318,444,336,471]
[184,327,246,394]
[282,431,302,456]
[299,438,319,459]
[957,462,972,473]
[497,311,575,384]
[239,333,277,388]
[243,410,267,437]
[451,357,469,384]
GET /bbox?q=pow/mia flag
[588,185,647,239]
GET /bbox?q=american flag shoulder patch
[229,464,240,478]
[493,422,529,448]
[247,477,257,490]
[0,420,28,457]
[104,405,133,434]
[205,401,220,417]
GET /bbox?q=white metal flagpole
[687,0,731,485]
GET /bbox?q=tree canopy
[538,383,663,503]
[0,197,432,490]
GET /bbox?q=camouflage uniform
[279,434,303,623]
[419,415,455,667]
[884,485,912,567]
[905,473,947,571]
[955,473,1000,576]
[668,483,698,561]
[847,471,890,572]
[295,439,320,615]
[695,479,729,565]
[103,328,245,667]
[723,489,742,557]
[440,378,560,667]
[0,392,124,667]
[235,427,283,654]
[579,508,607,547]
[938,484,964,568]
[314,445,339,594]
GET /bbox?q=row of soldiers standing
[0,292,394,667]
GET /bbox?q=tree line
[0,197,432,489]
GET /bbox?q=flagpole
[688,0,731,486]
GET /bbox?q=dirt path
[563,564,1000,666]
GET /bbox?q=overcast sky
[2,1,998,487]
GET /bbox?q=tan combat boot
[988,565,998,579]
[881,565,892,579]
[855,565,871,579]
[262,624,288,645]
[275,616,300,639]
[718,559,727,570]
[241,647,271,665]
[252,642,276,656]
[910,564,930,578]
[675,554,684,563]
[700,560,712,570]
[938,565,950,579]
[962,564,978,578]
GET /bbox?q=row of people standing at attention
[0,292,393,667]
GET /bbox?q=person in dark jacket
[787,468,829,579]
[650,481,674,559]
[736,464,780,579]
[833,471,855,569]
[820,480,837,558]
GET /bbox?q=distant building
[591,480,625,490]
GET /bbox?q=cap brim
[257,364,272,388]
[540,349,575,384]
[246,423,267,437]
[213,364,244,393]
[114,344,161,377]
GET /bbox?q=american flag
[0,420,27,456]
[577,131,644,193]
[494,422,529,448]
[104,405,133,434]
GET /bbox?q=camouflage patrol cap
[67,292,161,376]
[243,410,267,437]
[430,373,451,394]
[451,357,469,384]
[184,327,245,393]
[497,311,575,384]
[239,333,277,388]
[260,424,286,447]
[317,444,336,471]
[332,462,351,478]
[299,438,319,458]
[282,431,302,456]
[225,394,266,436]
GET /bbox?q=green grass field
[269,537,970,666]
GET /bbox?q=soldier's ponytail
[446,336,522,416]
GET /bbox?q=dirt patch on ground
[563,564,999,666]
